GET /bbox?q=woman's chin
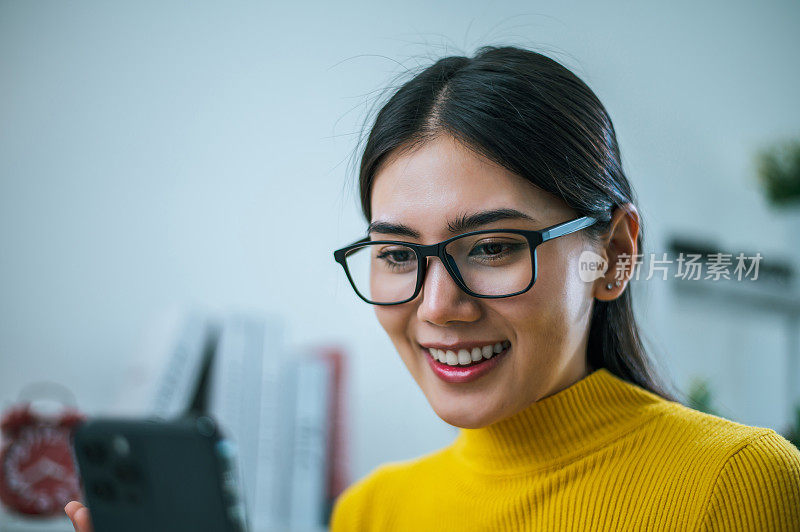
[429,396,500,429]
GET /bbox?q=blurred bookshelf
[0,312,348,532]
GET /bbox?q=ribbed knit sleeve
[699,430,800,531]
[329,478,366,532]
[329,464,386,532]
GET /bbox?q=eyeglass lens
[343,232,533,304]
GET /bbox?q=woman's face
[369,134,601,429]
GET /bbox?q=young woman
[327,46,800,531]
[66,45,800,532]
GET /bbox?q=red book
[312,346,349,525]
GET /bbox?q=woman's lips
[423,344,511,384]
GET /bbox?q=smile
[421,341,512,384]
[426,341,510,366]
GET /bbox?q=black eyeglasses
[333,215,597,305]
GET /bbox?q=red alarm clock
[0,383,86,516]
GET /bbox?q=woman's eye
[472,242,510,256]
[467,241,527,263]
[485,243,505,255]
[377,249,414,264]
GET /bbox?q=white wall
[2,0,799,488]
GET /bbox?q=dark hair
[356,45,677,402]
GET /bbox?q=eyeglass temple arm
[540,216,597,242]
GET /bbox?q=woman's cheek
[374,306,412,351]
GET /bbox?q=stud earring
[606,282,613,290]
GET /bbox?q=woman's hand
[64,501,94,532]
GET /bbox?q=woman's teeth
[427,340,511,366]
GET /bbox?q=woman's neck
[449,367,670,475]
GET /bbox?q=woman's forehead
[369,176,570,241]
[370,159,565,224]
[369,136,573,234]
[372,150,538,209]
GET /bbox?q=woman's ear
[593,203,640,301]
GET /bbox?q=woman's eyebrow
[367,208,537,238]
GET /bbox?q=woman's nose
[415,257,481,326]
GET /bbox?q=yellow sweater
[330,367,800,531]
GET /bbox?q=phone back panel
[73,416,246,532]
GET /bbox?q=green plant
[755,139,800,208]
[783,403,800,450]
[685,376,719,416]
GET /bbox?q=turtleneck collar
[451,368,669,475]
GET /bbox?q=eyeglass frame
[333,215,598,306]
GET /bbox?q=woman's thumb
[64,500,94,532]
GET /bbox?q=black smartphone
[72,414,248,532]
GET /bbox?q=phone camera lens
[91,479,117,502]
